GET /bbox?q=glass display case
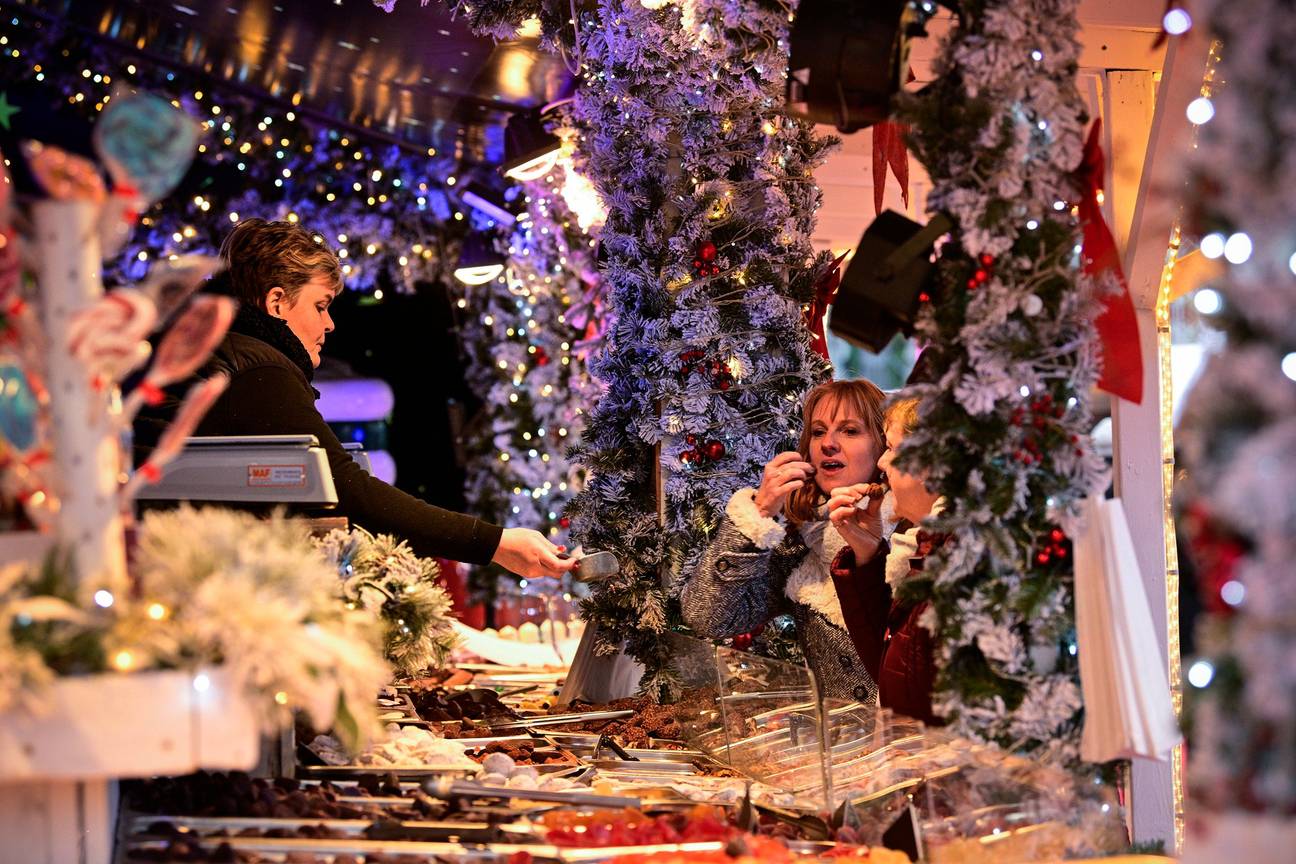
[665,633,1124,859]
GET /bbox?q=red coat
[830,533,943,725]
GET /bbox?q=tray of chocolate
[533,697,692,750]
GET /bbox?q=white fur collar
[726,488,786,550]
[785,519,850,630]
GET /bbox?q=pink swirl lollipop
[134,255,222,326]
[67,288,157,389]
[123,295,235,421]
[122,372,228,501]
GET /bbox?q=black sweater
[134,306,503,565]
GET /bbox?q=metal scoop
[563,550,620,583]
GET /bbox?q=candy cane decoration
[121,372,228,502]
[121,295,235,423]
[66,288,158,391]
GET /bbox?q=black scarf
[227,301,316,384]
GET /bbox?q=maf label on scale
[248,464,307,487]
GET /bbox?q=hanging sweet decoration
[92,90,201,206]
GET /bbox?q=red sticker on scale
[247,464,307,487]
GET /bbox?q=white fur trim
[784,520,850,630]
[726,488,786,550]
[885,497,947,588]
[886,524,920,588]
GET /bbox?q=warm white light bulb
[455,264,505,286]
[1281,352,1296,382]
[1187,659,1214,688]
[1186,96,1215,125]
[1223,232,1253,264]
[1163,8,1192,35]
[1193,288,1222,315]
[1199,232,1225,259]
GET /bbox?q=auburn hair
[218,218,342,310]
[785,379,887,526]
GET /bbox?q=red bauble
[732,633,753,650]
[1036,551,1051,565]
[979,253,995,267]
[535,349,551,367]
[559,516,571,528]
[966,278,979,290]
[685,434,697,446]
[704,440,726,460]
[718,379,732,391]
[1050,528,1065,543]
[681,450,698,465]
[699,241,718,261]
[918,292,931,303]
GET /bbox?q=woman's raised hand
[827,483,885,562]
[753,451,815,518]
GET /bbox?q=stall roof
[15,0,571,157]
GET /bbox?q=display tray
[128,813,533,839]
[297,763,481,779]
[125,835,730,862]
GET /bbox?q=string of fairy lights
[0,12,515,295]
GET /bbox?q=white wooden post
[31,200,128,601]
[1112,26,1212,852]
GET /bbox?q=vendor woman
[681,379,889,703]
[135,218,575,580]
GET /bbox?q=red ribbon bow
[1076,119,1143,404]
[806,252,850,361]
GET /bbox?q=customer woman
[680,379,889,702]
[827,397,943,724]
[135,218,574,580]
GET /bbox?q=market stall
[0,0,1291,862]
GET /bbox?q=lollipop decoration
[93,91,201,206]
[122,372,228,502]
[66,288,157,391]
[21,141,107,203]
[122,294,235,422]
[133,255,223,326]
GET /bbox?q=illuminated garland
[456,156,605,603]
[896,0,1106,763]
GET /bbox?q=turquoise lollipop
[93,92,200,204]
[0,358,39,453]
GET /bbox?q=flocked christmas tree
[1177,0,1296,816]
[561,0,834,697]
[455,158,604,603]
[894,0,1108,763]
[405,0,835,695]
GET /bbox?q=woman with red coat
[826,397,945,725]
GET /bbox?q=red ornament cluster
[1009,392,1071,464]
[533,346,551,367]
[966,252,995,291]
[692,240,721,277]
[680,434,726,465]
[1035,527,1070,566]
[677,350,736,391]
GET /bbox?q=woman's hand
[491,528,578,579]
[753,451,815,518]
[827,483,886,562]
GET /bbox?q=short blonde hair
[883,397,920,436]
[218,218,342,309]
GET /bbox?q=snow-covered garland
[314,528,460,677]
[455,156,605,604]
[1177,0,1296,813]
[397,0,834,695]
[894,0,1108,763]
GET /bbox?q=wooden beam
[1111,24,1212,851]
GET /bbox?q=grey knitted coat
[680,487,881,703]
